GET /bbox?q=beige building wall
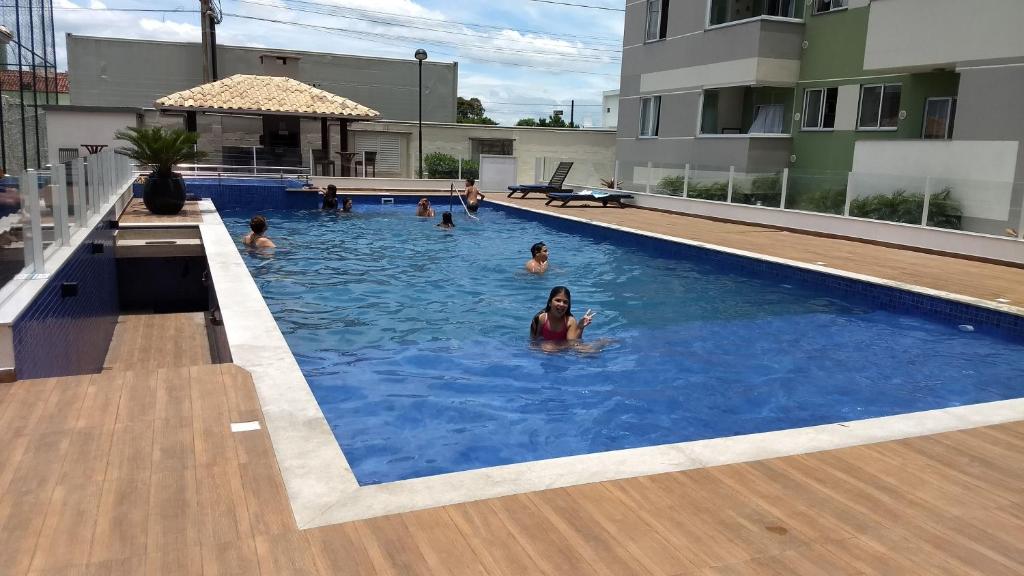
[349,121,616,188]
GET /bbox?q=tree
[457,96,498,125]
[514,114,578,128]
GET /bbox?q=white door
[479,154,517,193]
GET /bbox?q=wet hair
[543,286,572,316]
[418,197,430,205]
[531,242,547,257]
[441,211,455,227]
[465,178,475,186]
[249,215,267,234]
[341,196,352,211]
[326,184,337,195]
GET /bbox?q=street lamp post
[414,49,428,179]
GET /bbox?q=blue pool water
[224,202,1024,485]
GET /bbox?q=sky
[51,0,625,126]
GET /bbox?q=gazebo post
[338,120,349,176]
[320,118,330,176]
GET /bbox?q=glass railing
[608,160,1024,240]
[0,149,135,300]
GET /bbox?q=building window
[801,87,838,130]
[814,0,847,14]
[709,0,797,26]
[922,97,956,139]
[645,0,670,42]
[639,96,661,137]
[858,84,901,130]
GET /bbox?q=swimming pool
[224,200,1024,485]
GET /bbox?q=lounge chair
[545,189,634,208]
[507,161,574,198]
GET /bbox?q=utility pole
[199,0,220,82]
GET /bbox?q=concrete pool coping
[202,197,1024,529]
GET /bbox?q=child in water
[530,286,594,341]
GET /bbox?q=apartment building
[617,0,1024,229]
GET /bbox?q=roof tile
[155,74,380,119]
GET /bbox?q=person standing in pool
[241,215,276,249]
[322,184,338,210]
[341,196,353,213]
[530,286,594,341]
[416,197,435,217]
[465,178,485,213]
[437,211,456,229]
[525,242,549,274]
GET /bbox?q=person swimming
[530,286,594,341]
[241,215,276,249]
[437,211,455,229]
[525,241,549,274]
[417,197,436,217]
[341,196,353,213]
[322,184,338,210]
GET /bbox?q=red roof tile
[0,70,69,93]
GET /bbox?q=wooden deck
[104,313,213,372]
[498,196,1024,305]
[1,363,1022,575]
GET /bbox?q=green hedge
[423,152,479,179]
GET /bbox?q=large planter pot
[143,172,186,215]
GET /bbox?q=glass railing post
[920,176,932,226]
[727,166,735,203]
[72,158,86,229]
[23,169,44,274]
[613,160,619,190]
[85,159,96,218]
[780,168,789,209]
[683,164,690,198]
[843,172,854,217]
[646,161,652,194]
[53,163,70,246]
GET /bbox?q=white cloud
[138,19,202,42]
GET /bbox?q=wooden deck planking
[499,196,1024,305]
[0,365,1020,575]
[104,313,212,372]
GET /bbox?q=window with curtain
[801,87,838,130]
[639,96,661,137]
[858,84,901,130]
[749,104,784,134]
[645,0,670,41]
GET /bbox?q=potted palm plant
[115,126,206,215]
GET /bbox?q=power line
[222,12,621,73]
[49,7,200,13]
[522,0,625,11]
[260,0,624,47]
[236,0,622,53]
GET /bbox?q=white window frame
[921,97,955,140]
[639,95,661,138]
[801,87,837,131]
[857,83,902,131]
[645,0,664,42]
[813,0,847,15]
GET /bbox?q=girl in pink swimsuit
[529,286,595,342]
